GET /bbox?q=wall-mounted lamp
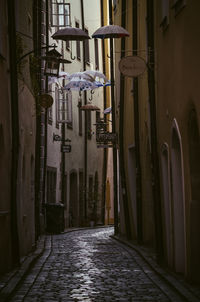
[42,48,71,77]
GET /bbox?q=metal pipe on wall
[80,0,88,222]
[132,0,143,244]
[7,0,20,266]
[146,0,163,263]
[109,0,118,234]
[118,0,132,239]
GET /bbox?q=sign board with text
[119,56,146,78]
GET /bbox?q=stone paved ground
[7,228,198,301]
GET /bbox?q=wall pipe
[7,0,20,266]
[146,0,163,263]
[33,0,42,240]
[80,0,88,222]
[118,0,132,239]
[109,0,118,234]
[132,0,143,243]
[100,0,107,225]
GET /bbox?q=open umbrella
[52,27,90,41]
[68,72,94,82]
[83,70,108,82]
[104,107,112,114]
[80,101,100,111]
[48,71,70,84]
[63,78,99,91]
[92,25,129,39]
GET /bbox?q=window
[171,0,186,16]
[78,95,82,136]
[55,87,59,128]
[160,0,169,30]
[76,21,81,60]
[94,39,99,70]
[51,0,70,27]
[48,84,53,124]
[46,167,57,203]
[87,110,92,139]
[56,90,73,125]
[84,28,90,64]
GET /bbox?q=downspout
[42,0,49,208]
[109,0,118,234]
[33,0,42,240]
[80,0,88,221]
[100,0,107,225]
[146,0,163,263]
[132,0,143,243]
[7,0,20,266]
[119,0,131,239]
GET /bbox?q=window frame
[51,0,71,28]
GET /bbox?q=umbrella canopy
[104,107,112,114]
[63,78,99,91]
[68,72,94,82]
[48,71,70,85]
[52,27,90,41]
[92,25,129,39]
[83,70,108,82]
[80,101,100,111]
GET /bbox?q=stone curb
[0,235,46,302]
[111,235,200,302]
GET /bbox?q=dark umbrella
[52,27,90,41]
[92,24,129,39]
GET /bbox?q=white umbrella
[104,107,112,114]
[63,78,99,91]
[68,72,94,81]
[83,70,108,83]
[48,71,70,84]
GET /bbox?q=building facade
[113,0,200,284]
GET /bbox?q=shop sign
[119,55,146,77]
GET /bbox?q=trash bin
[45,203,64,234]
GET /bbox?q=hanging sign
[119,56,146,77]
[96,132,117,143]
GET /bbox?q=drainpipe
[146,0,163,263]
[119,0,131,239]
[109,0,118,234]
[132,0,143,243]
[7,0,20,266]
[42,0,49,208]
[100,0,107,225]
[33,0,42,240]
[80,0,88,222]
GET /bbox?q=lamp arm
[17,44,57,64]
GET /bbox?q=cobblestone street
[1,227,199,302]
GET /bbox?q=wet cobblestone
[9,228,192,301]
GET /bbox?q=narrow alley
[1,228,199,302]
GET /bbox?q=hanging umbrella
[48,71,70,84]
[104,107,112,114]
[83,70,108,82]
[68,72,94,82]
[52,27,90,41]
[80,101,100,111]
[92,25,129,39]
[63,78,99,91]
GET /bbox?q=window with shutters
[56,90,73,126]
[84,28,90,64]
[94,39,99,70]
[76,21,81,60]
[51,0,70,27]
